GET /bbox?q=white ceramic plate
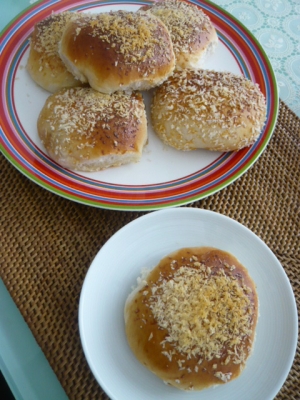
[79,208,298,400]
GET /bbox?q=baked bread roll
[125,247,259,391]
[151,69,267,152]
[37,87,147,171]
[139,0,218,69]
[27,12,83,93]
[59,11,175,94]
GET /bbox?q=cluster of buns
[28,9,174,171]
[27,1,217,94]
[125,247,259,391]
[27,0,266,172]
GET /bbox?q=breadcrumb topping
[147,262,255,365]
[142,0,215,55]
[41,87,144,154]
[151,69,267,150]
[32,12,79,59]
[74,11,173,65]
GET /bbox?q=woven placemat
[1,100,299,399]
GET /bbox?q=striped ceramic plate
[0,0,278,210]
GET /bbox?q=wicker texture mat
[1,100,299,399]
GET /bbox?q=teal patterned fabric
[215,0,300,116]
[1,0,299,116]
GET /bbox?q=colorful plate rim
[0,0,279,211]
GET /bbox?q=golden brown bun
[37,87,147,171]
[59,11,175,94]
[139,0,218,69]
[26,12,84,93]
[151,69,267,152]
[125,247,259,391]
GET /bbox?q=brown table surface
[1,100,299,399]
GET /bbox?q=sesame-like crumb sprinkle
[125,248,258,391]
[39,87,146,163]
[45,87,143,140]
[151,69,266,151]
[148,259,255,364]
[141,0,214,55]
[33,12,80,60]
[73,10,173,66]
[214,371,232,382]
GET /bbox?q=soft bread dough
[124,247,259,391]
[151,69,267,152]
[37,87,147,171]
[59,11,175,94]
[139,0,218,69]
[26,12,84,93]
